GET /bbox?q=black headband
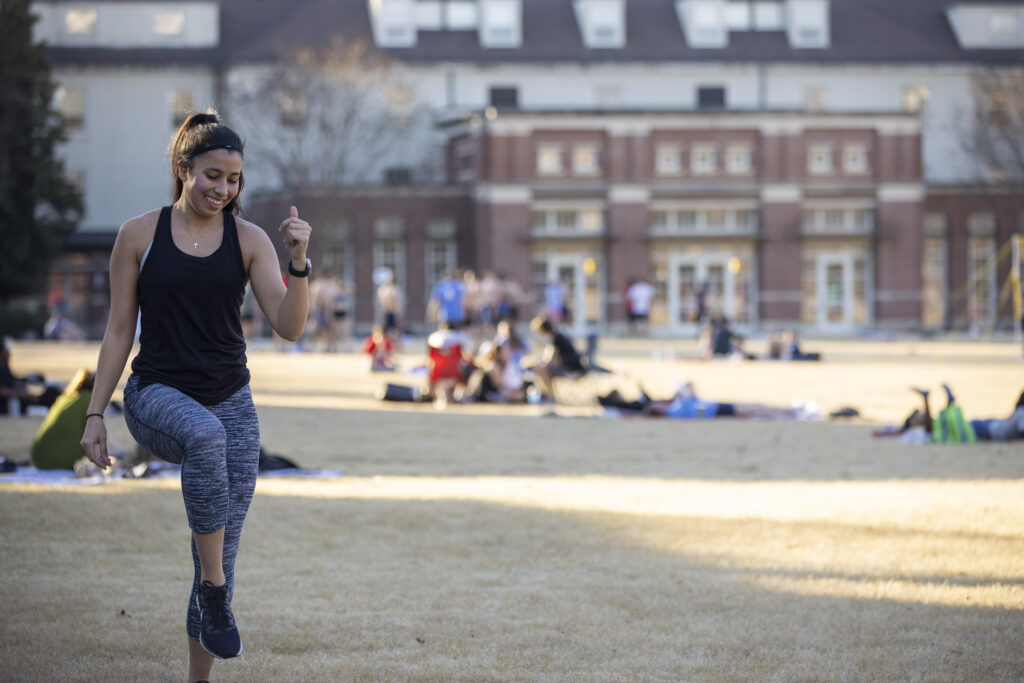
[189,143,242,158]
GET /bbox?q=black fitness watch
[288,258,312,278]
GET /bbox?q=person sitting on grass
[31,369,114,470]
[0,338,63,415]
[529,315,585,401]
[462,340,529,404]
[361,325,396,372]
[425,321,473,407]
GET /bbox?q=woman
[80,111,312,682]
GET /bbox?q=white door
[535,254,602,336]
[816,253,855,331]
[667,255,735,332]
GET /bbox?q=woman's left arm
[246,206,312,342]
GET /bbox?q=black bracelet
[85,413,104,420]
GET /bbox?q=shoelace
[200,582,235,631]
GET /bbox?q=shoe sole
[197,595,243,659]
[199,632,243,659]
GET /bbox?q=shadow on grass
[2,486,1020,681]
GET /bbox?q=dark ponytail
[169,110,245,214]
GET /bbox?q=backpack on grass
[932,404,976,444]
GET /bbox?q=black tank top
[131,206,250,405]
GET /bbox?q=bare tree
[961,66,1024,187]
[226,37,441,191]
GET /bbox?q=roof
[42,0,1024,68]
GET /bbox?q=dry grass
[1,339,1023,682]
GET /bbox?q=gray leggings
[122,374,260,640]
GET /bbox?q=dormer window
[65,8,97,35]
[947,5,1024,49]
[677,0,728,48]
[154,10,185,36]
[990,12,1020,39]
[575,0,626,49]
[786,0,830,49]
[445,1,479,29]
[752,1,784,29]
[369,0,417,47]
[480,0,522,48]
[725,0,751,30]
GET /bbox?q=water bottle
[526,386,542,405]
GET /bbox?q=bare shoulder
[116,208,162,254]
[235,214,274,249]
[235,214,278,271]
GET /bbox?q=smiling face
[176,148,243,217]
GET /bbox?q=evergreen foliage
[0,0,82,300]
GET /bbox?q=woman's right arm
[81,219,144,468]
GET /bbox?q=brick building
[30,0,1024,337]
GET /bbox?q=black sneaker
[197,580,242,659]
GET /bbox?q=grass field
[1,338,1022,682]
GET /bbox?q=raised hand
[278,205,312,263]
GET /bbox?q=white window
[787,0,830,48]
[684,2,727,48]
[580,209,603,232]
[991,12,1020,39]
[752,1,784,29]
[725,145,752,175]
[573,145,600,176]
[691,144,717,175]
[536,145,564,175]
[446,1,479,29]
[372,0,417,47]
[56,87,85,130]
[455,138,475,181]
[842,144,868,174]
[968,212,996,236]
[480,0,521,47]
[804,86,826,112]
[725,1,751,29]
[577,0,626,48]
[65,8,97,34]
[969,236,996,328]
[807,144,833,175]
[425,239,457,300]
[655,145,683,175]
[154,10,185,36]
[902,85,929,113]
[679,210,697,229]
[171,89,193,128]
